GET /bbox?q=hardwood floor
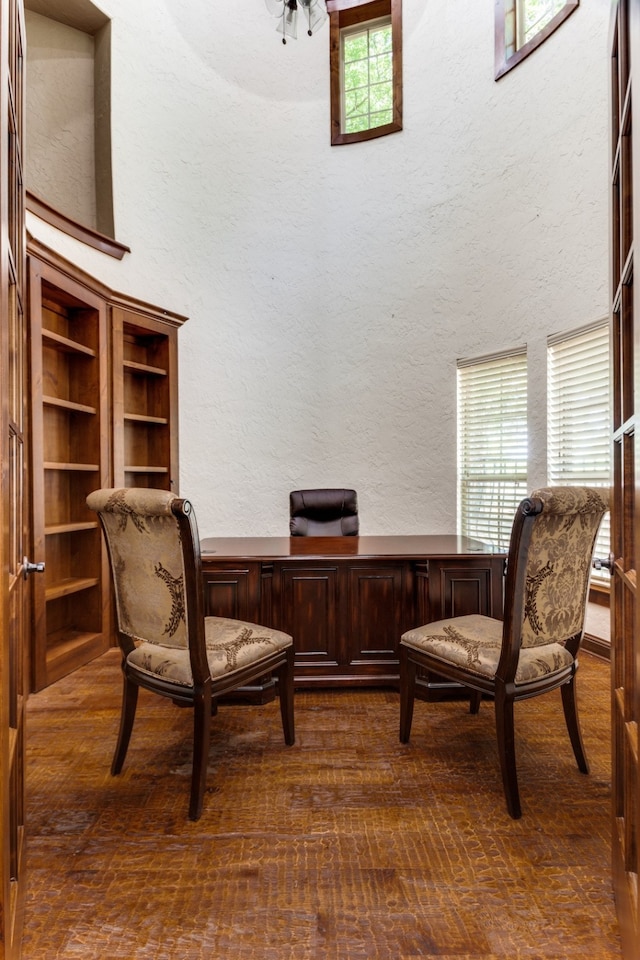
[24,648,619,959]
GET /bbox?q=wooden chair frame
[93,492,295,820]
[400,489,606,818]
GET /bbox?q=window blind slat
[457,350,528,550]
[547,321,611,582]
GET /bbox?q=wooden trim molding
[583,634,610,661]
[27,191,130,260]
[495,0,579,81]
[26,234,186,327]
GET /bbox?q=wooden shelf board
[124,413,168,425]
[44,462,99,472]
[45,521,98,535]
[42,328,96,357]
[46,629,103,664]
[123,359,167,377]
[46,577,99,601]
[125,465,168,473]
[43,395,97,415]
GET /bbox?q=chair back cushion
[289,488,359,536]
[87,488,192,651]
[519,486,609,648]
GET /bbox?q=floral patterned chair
[87,488,295,821]
[399,486,609,819]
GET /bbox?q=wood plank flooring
[24,649,620,959]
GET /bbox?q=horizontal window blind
[547,320,611,582]
[458,349,528,550]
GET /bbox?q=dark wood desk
[200,535,505,693]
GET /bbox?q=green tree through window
[327,0,402,146]
[495,0,578,80]
[343,20,392,134]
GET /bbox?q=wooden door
[0,0,28,955]
[610,2,640,956]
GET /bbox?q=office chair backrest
[289,488,359,536]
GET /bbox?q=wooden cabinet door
[344,562,411,675]
[275,562,342,674]
[0,1,27,954]
[610,3,640,956]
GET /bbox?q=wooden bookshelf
[29,259,111,691]
[112,307,180,491]
[27,244,186,691]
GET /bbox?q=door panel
[0,2,27,955]
[610,2,640,955]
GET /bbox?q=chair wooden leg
[111,673,139,776]
[469,690,482,714]
[189,686,211,822]
[494,686,521,819]
[561,675,589,774]
[277,647,295,746]
[399,646,417,743]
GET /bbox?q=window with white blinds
[547,320,611,580]
[457,349,528,550]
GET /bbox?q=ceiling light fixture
[265,0,328,44]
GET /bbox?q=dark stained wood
[201,535,506,689]
[26,192,129,260]
[200,533,504,560]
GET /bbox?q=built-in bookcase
[28,245,186,692]
[112,307,178,491]
[30,262,110,691]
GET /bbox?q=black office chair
[289,488,359,536]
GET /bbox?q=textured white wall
[26,11,96,229]
[26,0,611,538]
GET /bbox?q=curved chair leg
[494,686,521,819]
[277,647,295,746]
[111,674,139,776]
[189,686,212,821]
[561,676,589,774]
[399,647,416,743]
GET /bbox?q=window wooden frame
[495,0,579,81]
[327,0,402,146]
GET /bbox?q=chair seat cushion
[401,614,574,685]
[126,616,293,688]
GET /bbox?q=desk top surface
[200,534,504,561]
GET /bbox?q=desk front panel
[201,537,505,688]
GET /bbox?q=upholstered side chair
[399,486,609,819]
[289,488,359,536]
[87,488,295,821]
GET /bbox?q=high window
[457,349,528,550]
[547,320,611,581]
[327,0,402,146]
[495,0,579,80]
